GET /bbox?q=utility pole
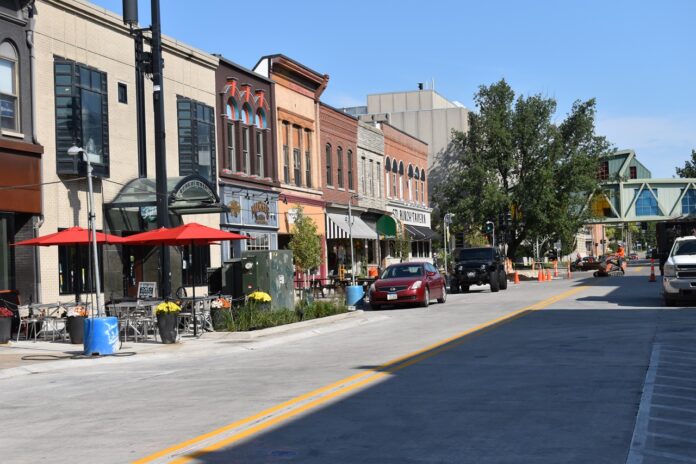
[348,194,359,285]
[443,213,454,285]
[150,0,171,298]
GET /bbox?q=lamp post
[347,193,360,285]
[68,146,103,317]
[443,213,454,284]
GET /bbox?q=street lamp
[68,145,104,317]
[443,213,454,285]
[347,193,360,285]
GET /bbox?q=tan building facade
[34,0,221,303]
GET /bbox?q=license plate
[467,272,476,278]
[387,293,397,301]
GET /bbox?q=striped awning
[326,213,378,240]
[404,224,438,240]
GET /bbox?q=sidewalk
[0,310,380,379]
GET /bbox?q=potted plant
[210,296,231,328]
[66,305,88,344]
[248,291,272,310]
[155,300,180,344]
[0,306,13,344]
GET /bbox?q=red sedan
[368,262,447,310]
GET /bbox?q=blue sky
[90,0,696,178]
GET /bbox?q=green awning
[376,215,397,239]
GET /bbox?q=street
[4,266,696,463]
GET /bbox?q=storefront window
[58,243,104,295]
[182,244,210,286]
[246,232,271,251]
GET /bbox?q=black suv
[451,247,508,293]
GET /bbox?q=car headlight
[480,264,487,270]
[664,264,676,277]
[411,280,423,290]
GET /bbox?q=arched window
[241,104,253,125]
[414,168,419,204]
[407,164,414,202]
[347,150,354,190]
[325,143,333,186]
[337,146,344,188]
[226,99,239,120]
[385,157,391,197]
[420,169,426,204]
[256,109,266,129]
[398,161,404,200]
[0,41,19,131]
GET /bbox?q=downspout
[27,1,43,303]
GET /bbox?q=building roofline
[382,121,429,147]
[215,55,274,84]
[366,88,465,108]
[319,101,358,122]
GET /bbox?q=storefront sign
[137,282,157,299]
[228,200,241,218]
[251,201,270,225]
[221,186,278,229]
[390,205,431,227]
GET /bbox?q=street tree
[435,79,612,258]
[288,205,322,273]
[676,149,696,178]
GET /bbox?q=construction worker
[616,243,626,270]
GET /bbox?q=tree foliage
[288,205,322,272]
[434,79,612,258]
[393,223,411,262]
[676,149,696,178]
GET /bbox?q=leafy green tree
[288,205,322,273]
[676,149,696,178]
[393,223,411,262]
[434,79,612,259]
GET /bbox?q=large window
[598,161,609,181]
[369,159,374,196]
[0,41,19,132]
[305,130,311,187]
[325,143,333,186]
[182,245,211,286]
[226,122,236,171]
[293,126,302,187]
[54,59,109,177]
[242,126,250,175]
[362,156,367,194]
[58,242,104,295]
[376,162,381,197]
[683,190,696,214]
[177,97,216,181]
[246,232,271,251]
[629,166,637,179]
[347,150,354,190]
[255,131,264,177]
[635,189,659,216]
[337,146,344,188]
[283,123,290,183]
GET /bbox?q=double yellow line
[136,285,587,464]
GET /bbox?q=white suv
[663,236,696,306]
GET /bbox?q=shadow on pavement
[182,304,696,464]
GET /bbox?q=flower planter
[157,312,178,344]
[67,316,86,344]
[0,317,11,344]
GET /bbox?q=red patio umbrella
[122,223,250,336]
[13,226,124,305]
[13,226,124,246]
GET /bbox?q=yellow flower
[248,291,272,303]
[155,301,181,314]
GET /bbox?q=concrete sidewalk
[0,309,380,379]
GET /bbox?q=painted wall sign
[390,205,431,227]
[251,201,270,225]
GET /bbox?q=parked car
[662,236,696,306]
[629,253,638,260]
[451,247,507,293]
[368,262,446,310]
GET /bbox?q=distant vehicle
[571,256,600,272]
[368,262,446,310]
[451,247,507,293]
[662,236,696,306]
[656,220,696,274]
[629,253,638,260]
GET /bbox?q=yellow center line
[136,285,588,464]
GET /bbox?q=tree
[393,223,411,262]
[288,205,322,273]
[434,79,612,259]
[676,149,696,178]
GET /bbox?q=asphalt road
[4,266,696,463]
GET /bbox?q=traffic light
[484,221,494,234]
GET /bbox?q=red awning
[13,226,124,246]
[121,223,250,246]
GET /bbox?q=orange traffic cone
[649,259,657,282]
[538,269,544,282]
[553,261,559,278]
[546,269,552,281]
[514,272,520,285]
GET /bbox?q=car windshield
[381,265,424,279]
[457,249,493,261]
[673,240,696,256]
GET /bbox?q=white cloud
[596,115,696,178]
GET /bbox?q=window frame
[347,150,354,190]
[325,143,333,187]
[337,146,344,189]
[282,122,290,184]
[0,41,19,132]
[255,130,264,177]
[176,97,216,182]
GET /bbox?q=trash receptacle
[345,285,364,307]
[83,317,119,356]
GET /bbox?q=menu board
[137,282,157,299]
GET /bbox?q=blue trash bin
[345,285,364,306]
[83,317,120,356]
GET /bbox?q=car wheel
[500,271,508,290]
[421,288,430,307]
[461,284,470,293]
[489,272,500,292]
[437,286,447,304]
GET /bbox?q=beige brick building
[34,0,221,304]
